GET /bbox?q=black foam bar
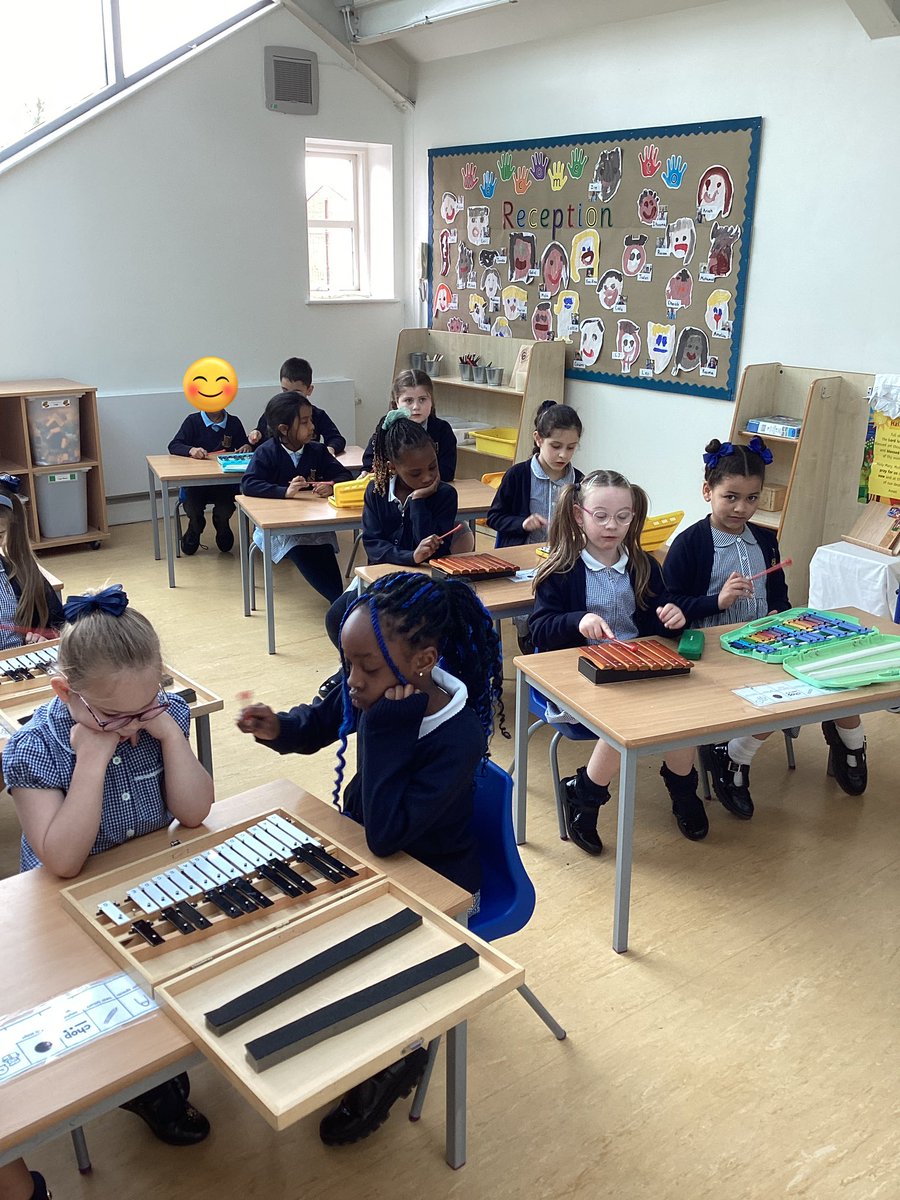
[205,908,423,1036]
[245,942,479,1072]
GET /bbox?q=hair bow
[746,436,774,465]
[0,474,21,492]
[63,584,129,623]
[702,441,734,469]
[383,408,411,430]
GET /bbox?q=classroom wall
[0,5,409,493]
[410,0,900,526]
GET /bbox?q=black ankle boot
[181,514,205,555]
[559,767,608,855]
[660,764,709,841]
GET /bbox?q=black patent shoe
[213,510,234,553]
[181,517,205,556]
[318,669,343,699]
[29,1172,51,1200]
[319,1049,429,1146]
[560,777,603,856]
[121,1079,210,1145]
[672,794,709,841]
[822,721,868,795]
[700,743,754,819]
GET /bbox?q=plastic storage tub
[26,395,81,465]
[35,467,89,539]
[445,418,490,446]
[471,427,518,459]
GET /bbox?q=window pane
[309,228,357,294]
[0,0,107,151]
[119,0,251,76]
[306,155,355,222]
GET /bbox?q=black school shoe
[822,721,868,795]
[660,764,709,841]
[29,1172,51,1200]
[212,508,234,553]
[121,1077,210,1145]
[559,768,608,855]
[181,515,205,556]
[318,669,344,699]
[319,1049,429,1146]
[699,743,754,819]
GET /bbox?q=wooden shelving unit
[393,330,566,478]
[729,363,873,603]
[0,379,109,551]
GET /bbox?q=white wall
[0,7,410,456]
[411,0,900,525]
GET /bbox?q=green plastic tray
[720,607,875,664]
[782,631,900,690]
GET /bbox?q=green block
[678,630,705,660]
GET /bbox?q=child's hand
[140,710,181,744]
[24,630,52,644]
[656,603,686,630]
[286,476,311,498]
[579,613,614,640]
[382,683,418,701]
[236,703,281,741]
[413,534,442,563]
[189,447,209,460]
[718,571,752,610]
[408,476,441,501]
[311,481,334,497]
[523,513,548,533]
[248,430,262,446]
[69,721,120,761]
[237,443,252,453]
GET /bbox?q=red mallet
[746,557,792,583]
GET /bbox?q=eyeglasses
[75,692,169,732]
[577,507,634,527]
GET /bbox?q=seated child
[247,357,347,456]
[362,369,457,482]
[0,475,63,646]
[237,570,506,1145]
[168,405,250,554]
[2,585,214,1144]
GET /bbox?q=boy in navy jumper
[247,357,347,456]
[167,407,250,554]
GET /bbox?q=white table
[808,541,900,622]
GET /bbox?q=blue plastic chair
[409,761,565,1120]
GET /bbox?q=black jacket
[487,458,584,548]
[241,438,352,499]
[362,414,457,481]
[167,412,249,456]
[361,481,458,565]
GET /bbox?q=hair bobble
[746,435,774,465]
[63,584,129,623]
[702,441,735,470]
[0,474,21,493]
[382,408,412,430]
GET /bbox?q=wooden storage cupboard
[0,379,109,550]
[728,364,872,604]
[393,330,566,478]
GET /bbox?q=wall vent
[264,46,319,115]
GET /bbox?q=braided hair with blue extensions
[330,570,507,805]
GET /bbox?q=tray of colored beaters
[720,608,876,663]
[217,453,253,474]
[578,638,694,684]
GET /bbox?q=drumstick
[0,621,57,641]
[437,523,463,540]
[746,557,792,583]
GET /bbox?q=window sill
[306,296,402,306]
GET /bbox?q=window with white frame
[306,138,394,300]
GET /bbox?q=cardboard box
[758,483,787,512]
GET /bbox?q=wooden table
[147,448,365,588]
[512,609,900,954]
[0,780,473,1170]
[237,479,498,654]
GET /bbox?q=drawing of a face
[672,326,709,374]
[616,320,641,372]
[622,235,648,277]
[491,316,511,337]
[592,147,622,202]
[502,285,527,321]
[579,318,604,366]
[696,166,733,222]
[540,241,568,297]
[446,316,469,333]
[433,283,453,315]
[554,291,579,342]
[570,230,600,281]
[597,270,624,310]
[705,289,732,334]
[439,229,451,277]
[665,268,693,308]
[456,244,474,289]
[666,217,696,264]
[467,205,490,245]
[441,191,463,222]
[532,301,553,340]
[469,293,487,329]
[637,188,661,225]
[646,322,676,374]
[481,267,502,304]
[707,223,741,277]
[508,233,536,283]
[479,248,499,268]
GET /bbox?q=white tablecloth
[808,542,900,621]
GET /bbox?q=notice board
[428,117,761,401]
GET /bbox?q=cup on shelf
[409,352,426,371]
[486,366,504,387]
[459,362,474,381]
[472,365,487,384]
[425,356,441,378]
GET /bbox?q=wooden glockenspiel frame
[430,552,518,582]
[578,638,694,685]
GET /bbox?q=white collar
[581,546,629,574]
[530,456,574,486]
[418,666,468,740]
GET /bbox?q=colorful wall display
[428,117,761,402]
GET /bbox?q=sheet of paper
[513,568,538,581]
[733,680,833,708]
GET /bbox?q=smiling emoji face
[183,357,238,412]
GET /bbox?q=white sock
[835,722,865,751]
[727,735,765,766]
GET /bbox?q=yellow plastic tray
[327,475,372,509]
[471,427,518,460]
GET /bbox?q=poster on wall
[428,117,761,402]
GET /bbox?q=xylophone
[578,639,694,684]
[0,644,59,697]
[430,552,518,582]
[720,608,876,663]
[217,453,253,474]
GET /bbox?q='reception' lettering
[503,202,612,238]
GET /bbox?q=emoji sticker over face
[570,230,600,282]
[441,191,463,223]
[467,205,490,245]
[591,147,622,202]
[578,318,604,367]
[183,357,238,412]
[665,217,696,265]
[433,283,453,316]
[646,322,676,374]
[540,241,569,297]
[622,234,648,278]
[707,223,741,277]
[456,244,474,289]
[508,233,536,283]
[637,188,661,226]
[616,320,641,374]
[705,289,732,335]
[696,165,734,222]
[502,285,527,322]
[597,269,624,311]
[532,301,553,341]
[481,267,502,306]
[665,268,693,309]
[672,326,709,374]
[554,290,580,342]
[491,315,511,337]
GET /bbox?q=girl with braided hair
[237,569,506,1145]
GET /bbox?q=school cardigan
[253,406,346,456]
[259,683,483,892]
[361,414,458,481]
[361,480,457,566]
[0,556,65,633]
[529,556,677,651]
[487,459,585,547]
[241,438,352,500]
[167,412,249,456]
[663,516,790,625]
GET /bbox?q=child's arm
[639,559,686,638]
[241,443,289,499]
[304,445,354,497]
[361,432,376,473]
[229,416,252,453]
[313,406,347,456]
[434,420,458,482]
[487,465,531,544]
[247,412,267,447]
[361,485,415,565]
[662,531,721,624]
[167,416,201,458]
[529,571,590,650]
[144,710,213,828]
[236,685,346,755]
